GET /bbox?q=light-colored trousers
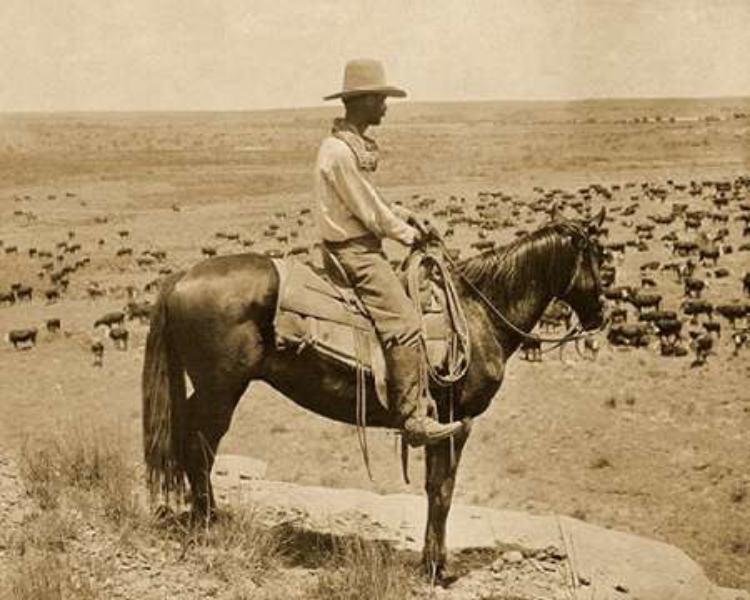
[324,234,421,349]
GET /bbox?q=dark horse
[142,209,606,577]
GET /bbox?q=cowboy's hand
[420,216,442,240]
[407,215,441,242]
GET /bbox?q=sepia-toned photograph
[1,1,748,598]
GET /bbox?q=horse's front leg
[423,425,471,581]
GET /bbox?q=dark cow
[716,303,748,329]
[702,320,721,338]
[91,341,104,367]
[0,291,15,306]
[684,277,705,298]
[94,311,125,329]
[8,328,38,350]
[16,285,33,302]
[627,292,662,314]
[699,245,720,266]
[125,300,153,323]
[690,334,714,367]
[607,323,651,347]
[109,326,129,351]
[46,318,61,334]
[682,299,714,322]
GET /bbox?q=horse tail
[142,271,187,504]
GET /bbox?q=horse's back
[169,252,279,329]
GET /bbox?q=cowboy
[314,58,463,447]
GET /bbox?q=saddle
[271,248,461,411]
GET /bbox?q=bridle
[437,224,606,347]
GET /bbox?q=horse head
[555,208,607,331]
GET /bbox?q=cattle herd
[2,175,749,371]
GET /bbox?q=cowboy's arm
[325,147,419,246]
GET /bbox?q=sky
[1,0,749,111]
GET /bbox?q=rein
[437,237,604,346]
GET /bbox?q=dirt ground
[1,98,749,591]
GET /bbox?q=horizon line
[1,94,748,116]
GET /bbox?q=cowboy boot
[385,344,463,447]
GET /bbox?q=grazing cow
[201,246,217,258]
[46,318,61,334]
[654,317,683,345]
[125,300,153,323]
[627,291,662,314]
[699,245,720,266]
[44,288,60,304]
[683,277,705,298]
[137,256,155,267]
[8,328,38,350]
[703,320,721,338]
[0,291,15,306]
[690,334,714,367]
[716,303,748,329]
[87,285,106,300]
[109,326,129,350]
[94,311,125,329]
[603,286,632,305]
[681,299,714,322]
[672,240,698,257]
[607,323,651,347]
[116,247,133,257]
[16,285,33,302]
[520,338,542,362]
[91,341,104,367]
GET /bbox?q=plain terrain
[1,97,749,592]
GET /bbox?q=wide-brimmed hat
[323,58,407,101]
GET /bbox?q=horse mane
[458,221,579,300]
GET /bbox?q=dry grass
[17,423,140,524]
[4,550,108,600]
[314,537,418,600]
[159,508,287,586]
[6,425,289,598]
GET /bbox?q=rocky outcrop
[215,454,749,600]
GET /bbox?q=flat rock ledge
[214,454,748,600]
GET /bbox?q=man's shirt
[314,135,416,245]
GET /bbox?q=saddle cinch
[271,247,467,413]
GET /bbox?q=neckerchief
[331,118,379,172]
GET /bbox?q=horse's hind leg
[183,385,244,522]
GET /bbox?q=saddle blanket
[270,257,452,410]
